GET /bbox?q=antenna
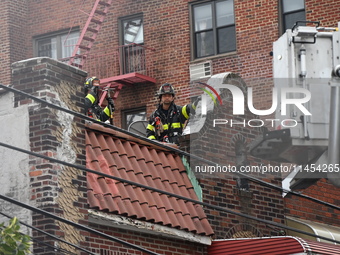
[128,120,148,136]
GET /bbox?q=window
[121,107,147,130]
[281,0,306,33]
[121,15,144,45]
[119,14,144,74]
[191,0,236,59]
[35,30,79,60]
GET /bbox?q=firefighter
[84,77,115,122]
[146,83,196,145]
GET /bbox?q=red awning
[208,236,340,255]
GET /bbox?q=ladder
[68,0,112,68]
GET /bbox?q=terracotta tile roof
[85,123,214,236]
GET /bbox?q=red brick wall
[305,0,340,27]
[284,178,340,225]
[0,1,11,85]
[84,225,206,255]
[0,0,29,85]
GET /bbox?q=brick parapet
[11,57,88,254]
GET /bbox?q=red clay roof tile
[86,123,214,236]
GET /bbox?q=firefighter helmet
[84,77,100,93]
[157,83,175,97]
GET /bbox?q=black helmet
[84,77,100,93]
[157,83,175,98]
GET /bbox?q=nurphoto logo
[197,82,311,128]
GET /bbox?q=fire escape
[67,0,156,105]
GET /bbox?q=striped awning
[208,236,340,255]
[286,217,340,244]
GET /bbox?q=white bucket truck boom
[250,21,340,188]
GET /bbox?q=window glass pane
[126,111,146,127]
[218,26,236,53]
[216,0,234,27]
[122,108,147,130]
[50,38,57,59]
[194,4,212,31]
[123,18,144,44]
[284,11,306,30]
[61,32,79,58]
[38,38,57,59]
[282,0,304,13]
[38,38,52,58]
[196,31,214,58]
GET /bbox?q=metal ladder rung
[79,45,91,51]
[98,1,111,7]
[91,18,103,25]
[83,36,95,42]
[95,10,106,16]
[86,27,99,33]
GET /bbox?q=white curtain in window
[216,0,234,27]
[194,4,212,31]
[61,32,79,58]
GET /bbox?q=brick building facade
[1,0,340,125]
[1,0,340,254]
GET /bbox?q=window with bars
[35,30,79,60]
[119,14,145,74]
[191,0,236,59]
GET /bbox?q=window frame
[190,0,236,60]
[279,0,306,35]
[33,28,79,60]
[121,106,147,130]
[118,14,145,74]
[118,13,144,46]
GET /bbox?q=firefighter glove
[107,97,115,112]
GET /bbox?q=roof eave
[88,209,212,245]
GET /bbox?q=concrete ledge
[89,209,212,245]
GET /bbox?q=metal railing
[60,43,155,80]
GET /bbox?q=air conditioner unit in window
[189,61,212,81]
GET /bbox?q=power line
[29,238,77,255]
[0,211,97,255]
[0,83,339,212]
[0,194,159,255]
[0,141,339,245]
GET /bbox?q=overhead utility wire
[0,141,339,245]
[0,194,159,255]
[1,83,339,212]
[28,238,77,255]
[0,211,97,255]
